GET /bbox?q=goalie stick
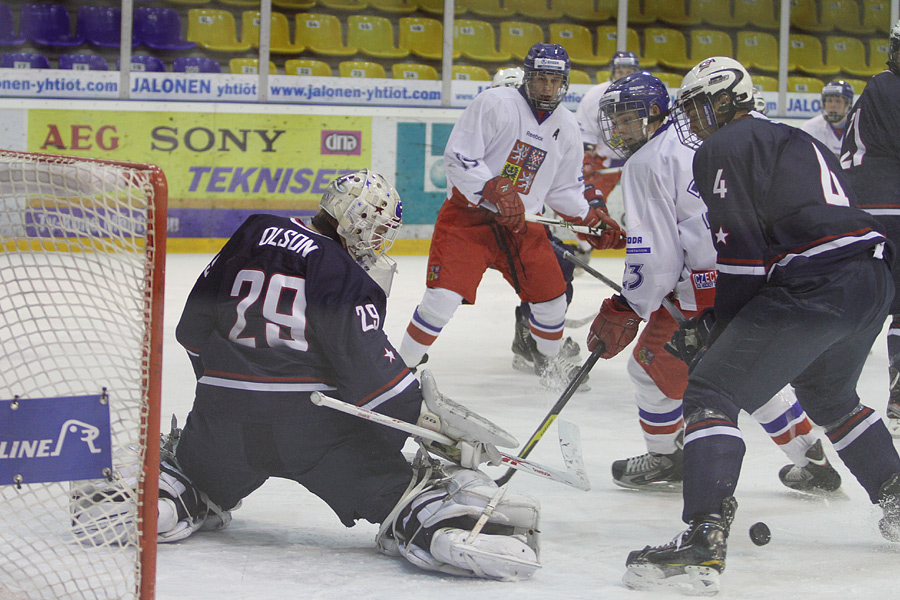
[494,348,601,487]
[309,392,590,491]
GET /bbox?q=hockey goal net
[0,150,166,600]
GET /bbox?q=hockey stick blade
[565,311,599,329]
[557,419,590,491]
[310,392,589,490]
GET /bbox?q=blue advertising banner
[0,395,113,486]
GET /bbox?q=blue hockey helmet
[523,42,570,111]
[597,72,670,158]
[609,51,640,80]
[821,80,853,123]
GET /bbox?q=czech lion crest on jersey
[501,140,547,195]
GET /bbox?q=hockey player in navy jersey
[156,170,542,581]
[623,57,900,595]
[842,21,900,437]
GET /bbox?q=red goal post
[0,150,167,599]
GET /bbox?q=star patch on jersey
[383,348,396,363]
[715,227,729,245]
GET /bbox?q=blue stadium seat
[135,7,196,51]
[118,55,166,72]
[0,3,26,46]
[173,57,221,73]
[78,6,138,49]
[59,54,109,70]
[21,3,84,47]
[1,51,50,68]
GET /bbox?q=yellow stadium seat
[455,20,511,62]
[417,0,465,15]
[550,23,605,66]
[167,0,209,4]
[868,38,891,72]
[369,0,417,13]
[689,29,734,62]
[787,76,824,93]
[863,0,893,34]
[399,17,459,60]
[596,26,654,67]
[626,0,658,24]
[296,13,357,56]
[826,35,880,77]
[750,74,778,91]
[790,0,833,32]
[285,58,332,76]
[569,68,591,84]
[452,64,491,80]
[790,34,841,76]
[274,0,317,8]
[241,11,304,54]
[554,0,613,22]
[506,0,563,20]
[658,0,702,26]
[219,0,260,6]
[841,77,868,94]
[319,0,368,9]
[348,15,409,59]
[392,62,439,79]
[187,9,253,51]
[644,27,694,71]
[458,0,514,18]
[499,21,544,61]
[694,0,746,27]
[737,30,779,72]
[229,58,277,74]
[652,71,685,89]
[735,0,779,29]
[339,60,387,77]
[823,0,876,34]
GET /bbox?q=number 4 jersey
[176,214,420,416]
[693,116,887,322]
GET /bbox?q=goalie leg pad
[430,527,540,581]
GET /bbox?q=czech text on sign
[0,395,113,486]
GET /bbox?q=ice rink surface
[157,253,900,600]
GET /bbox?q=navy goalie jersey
[841,70,900,216]
[693,116,887,321]
[176,214,421,419]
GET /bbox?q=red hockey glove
[577,199,626,250]
[482,176,525,233]
[587,295,641,359]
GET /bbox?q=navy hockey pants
[175,390,414,527]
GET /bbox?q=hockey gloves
[482,176,526,233]
[665,308,717,372]
[576,196,626,251]
[587,294,641,359]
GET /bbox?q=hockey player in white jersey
[399,43,624,390]
[586,73,840,493]
[800,80,853,157]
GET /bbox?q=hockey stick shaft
[494,347,602,487]
[524,213,607,236]
[557,247,686,325]
[310,392,590,490]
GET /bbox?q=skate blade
[623,563,720,596]
[511,355,534,373]
[612,479,683,493]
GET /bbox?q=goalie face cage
[0,150,166,600]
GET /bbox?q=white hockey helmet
[491,67,524,88]
[889,19,900,75]
[674,56,755,149]
[320,169,402,262]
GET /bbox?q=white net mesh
[0,151,165,600]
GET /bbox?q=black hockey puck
[749,522,771,546]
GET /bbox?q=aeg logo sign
[321,130,362,155]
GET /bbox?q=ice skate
[878,473,900,542]
[532,348,589,392]
[623,498,735,596]
[778,439,842,493]
[511,307,580,373]
[612,443,683,492]
[887,367,900,438]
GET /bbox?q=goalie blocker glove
[588,295,641,358]
[379,465,541,581]
[481,176,526,233]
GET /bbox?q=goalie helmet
[522,43,570,112]
[888,19,899,75]
[674,56,754,149]
[820,80,853,123]
[609,51,641,81]
[491,67,524,88]
[597,72,670,159]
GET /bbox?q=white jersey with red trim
[574,80,613,150]
[618,121,717,321]
[443,86,588,220]
[800,114,844,157]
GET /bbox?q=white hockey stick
[524,213,607,237]
[310,392,590,491]
[565,311,600,329]
[557,420,590,491]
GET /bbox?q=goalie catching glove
[587,295,642,358]
[378,465,541,581]
[481,176,526,233]
[416,369,517,469]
